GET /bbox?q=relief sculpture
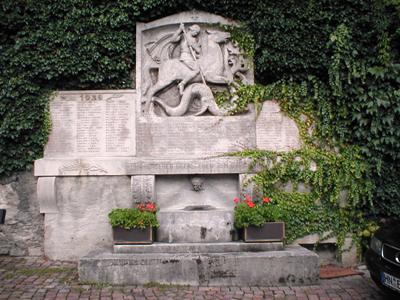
[141,23,251,116]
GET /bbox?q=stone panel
[256,101,301,151]
[34,157,255,176]
[37,177,57,213]
[44,90,136,158]
[44,176,131,260]
[136,11,253,116]
[157,210,234,243]
[137,115,256,158]
[155,174,238,210]
[131,175,155,202]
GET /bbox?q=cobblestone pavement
[0,256,393,300]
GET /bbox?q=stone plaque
[131,175,155,202]
[44,90,136,157]
[136,11,253,116]
[256,101,301,151]
[137,114,256,158]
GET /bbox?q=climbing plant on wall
[0,1,399,223]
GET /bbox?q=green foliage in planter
[234,198,282,229]
[108,208,159,230]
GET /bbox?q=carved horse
[142,30,231,112]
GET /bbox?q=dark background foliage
[0,0,399,218]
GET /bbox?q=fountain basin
[157,209,234,243]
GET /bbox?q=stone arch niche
[34,11,301,260]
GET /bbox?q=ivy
[0,1,399,226]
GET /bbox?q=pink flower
[233,197,240,204]
[245,194,252,202]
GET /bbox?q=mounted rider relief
[136,13,253,117]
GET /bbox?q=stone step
[79,245,319,286]
[113,241,284,254]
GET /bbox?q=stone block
[79,245,319,286]
[341,237,358,266]
[0,171,43,256]
[136,115,256,158]
[256,101,301,151]
[113,242,284,253]
[157,210,234,243]
[44,90,136,158]
[44,176,131,260]
[131,175,155,202]
[34,157,255,176]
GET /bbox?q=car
[366,219,400,297]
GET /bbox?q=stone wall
[0,170,43,256]
[44,176,132,260]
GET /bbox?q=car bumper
[366,248,400,293]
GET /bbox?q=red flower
[246,201,255,208]
[245,194,252,202]
[233,197,240,204]
[263,197,270,203]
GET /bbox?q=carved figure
[152,83,227,116]
[190,176,204,192]
[142,24,232,112]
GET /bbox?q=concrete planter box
[112,227,154,245]
[244,222,285,242]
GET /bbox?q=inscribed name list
[44,91,135,157]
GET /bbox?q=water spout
[182,205,215,211]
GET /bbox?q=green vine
[219,24,255,60]
[220,75,377,251]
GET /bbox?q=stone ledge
[113,242,284,254]
[34,157,255,176]
[79,245,319,286]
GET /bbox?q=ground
[0,256,392,299]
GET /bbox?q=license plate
[381,272,400,292]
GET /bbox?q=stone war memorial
[34,11,319,286]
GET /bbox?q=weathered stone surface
[137,11,253,116]
[256,101,301,151]
[44,176,131,260]
[157,210,234,243]
[37,177,57,213]
[44,90,136,158]
[34,157,255,176]
[113,241,284,253]
[79,245,319,286]
[292,234,358,266]
[156,175,237,211]
[136,114,256,158]
[131,175,155,202]
[0,171,43,256]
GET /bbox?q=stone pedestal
[79,245,319,286]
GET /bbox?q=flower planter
[243,222,285,242]
[112,227,154,245]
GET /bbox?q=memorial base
[79,244,319,286]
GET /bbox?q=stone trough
[79,244,319,286]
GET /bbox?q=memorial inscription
[44,91,136,157]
